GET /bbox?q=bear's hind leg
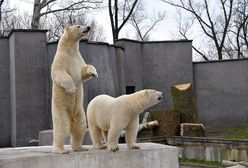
[89,126,105,149]
[107,127,122,152]
[52,110,70,154]
[70,109,88,152]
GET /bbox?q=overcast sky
[8,0,185,43]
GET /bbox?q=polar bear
[87,89,163,151]
[51,25,98,154]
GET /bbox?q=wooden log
[171,83,198,123]
[120,120,159,138]
[151,109,180,137]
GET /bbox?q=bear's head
[144,89,163,106]
[64,25,90,41]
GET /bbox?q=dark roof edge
[115,38,192,43]
[47,39,124,50]
[9,29,48,37]
[86,41,124,49]
[0,36,9,39]
[193,58,248,64]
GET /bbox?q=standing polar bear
[51,25,98,154]
[87,89,163,151]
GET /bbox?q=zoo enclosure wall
[0,30,247,147]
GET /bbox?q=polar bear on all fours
[87,89,163,152]
[51,25,98,154]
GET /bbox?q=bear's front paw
[72,146,88,152]
[99,145,107,149]
[87,65,98,78]
[65,86,76,95]
[52,148,70,154]
[108,145,119,152]
[94,144,107,150]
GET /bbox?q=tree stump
[150,109,180,137]
[171,83,198,123]
[180,123,205,137]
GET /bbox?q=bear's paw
[108,145,119,152]
[72,146,88,152]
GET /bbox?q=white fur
[51,25,97,154]
[87,89,163,151]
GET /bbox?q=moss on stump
[171,83,198,123]
[180,123,205,137]
[150,109,180,137]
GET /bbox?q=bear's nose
[87,26,91,31]
[158,92,163,100]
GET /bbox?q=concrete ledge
[0,143,179,168]
[39,129,92,146]
[168,136,248,162]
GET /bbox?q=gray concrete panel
[80,42,125,109]
[9,31,50,147]
[80,42,121,101]
[0,38,11,147]
[142,41,193,109]
[115,39,193,110]
[115,40,143,92]
[193,59,248,126]
[46,42,57,128]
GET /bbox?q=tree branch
[40,1,101,17]
[119,0,138,31]
[41,0,56,9]
[108,0,115,40]
[179,30,209,61]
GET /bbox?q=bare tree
[43,11,106,42]
[129,1,165,41]
[0,1,27,37]
[231,0,248,58]
[87,20,106,42]
[0,0,4,22]
[174,8,210,61]
[0,0,14,23]
[162,0,233,60]
[31,0,102,29]
[108,0,138,42]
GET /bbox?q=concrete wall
[142,41,193,109]
[169,136,248,162]
[193,59,248,126]
[0,38,11,147]
[9,30,50,147]
[79,42,125,104]
[115,40,143,91]
[116,39,193,109]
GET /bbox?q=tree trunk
[0,7,2,23]
[0,0,4,23]
[217,47,223,60]
[171,83,198,123]
[31,0,42,29]
[113,29,119,42]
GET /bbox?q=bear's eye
[77,26,80,28]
